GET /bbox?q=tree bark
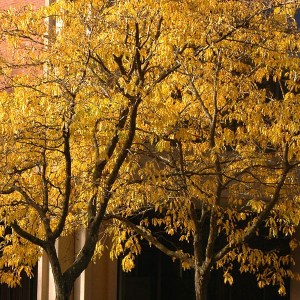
[45,243,73,300]
[54,280,72,300]
[194,266,210,300]
[192,206,211,300]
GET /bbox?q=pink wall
[0,0,44,9]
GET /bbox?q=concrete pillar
[37,228,118,300]
[45,0,55,5]
[74,230,86,300]
[38,235,76,300]
[37,253,49,300]
[84,245,118,300]
[74,229,118,300]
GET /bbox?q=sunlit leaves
[0,0,300,295]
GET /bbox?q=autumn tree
[0,1,300,300]
[0,1,186,299]
[104,1,300,300]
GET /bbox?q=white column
[37,253,49,300]
[36,230,118,300]
[37,235,76,300]
[45,0,56,5]
[73,229,118,300]
[74,230,86,300]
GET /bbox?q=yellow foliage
[0,0,299,295]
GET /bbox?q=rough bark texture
[54,281,71,300]
[194,267,210,300]
[193,220,210,300]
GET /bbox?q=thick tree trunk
[45,243,73,300]
[54,281,71,300]
[52,269,73,300]
[194,267,210,300]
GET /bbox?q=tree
[0,1,299,300]
[104,1,300,300]
[0,1,183,299]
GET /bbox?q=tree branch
[107,214,193,265]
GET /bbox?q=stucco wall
[0,0,44,9]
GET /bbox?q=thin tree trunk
[194,267,210,300]
[192,210,211,300]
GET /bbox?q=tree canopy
[0,1,299,299]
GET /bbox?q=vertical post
[74,230,86,300]
[37,253,50,300]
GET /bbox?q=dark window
[118,243,194,300]
[0,224,37,300]
[208,267,289,300]
[0,265,37,300]
[118,235,290,300]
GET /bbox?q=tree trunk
[51,271,71,300]
[194,266,210,300]
[54,284,70,300]
[45,243,73,300]
[192,216,211,300]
